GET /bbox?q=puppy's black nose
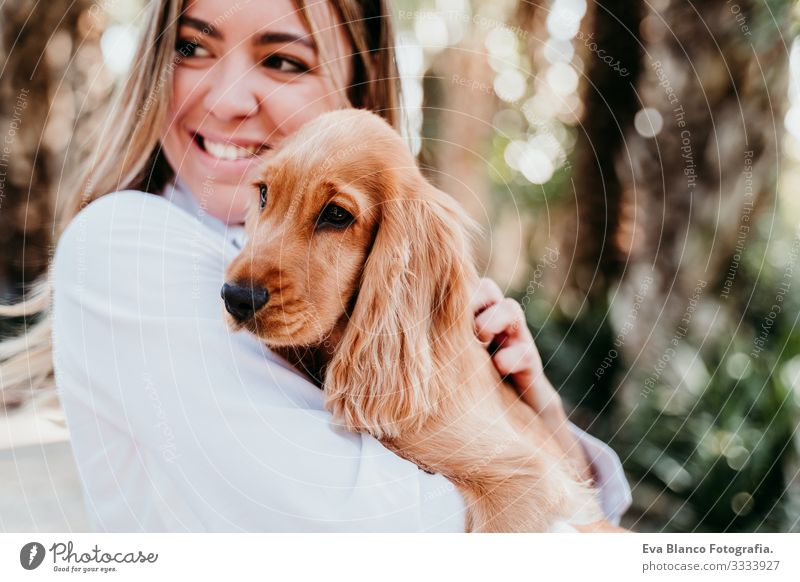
[221,283,269,322]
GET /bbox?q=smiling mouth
[193,132,271,161]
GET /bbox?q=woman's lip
[189,128,270,150]
[189,130,270,172]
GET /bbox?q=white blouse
[51,180,632,532]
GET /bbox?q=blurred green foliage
[451,0,800,534]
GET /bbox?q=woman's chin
[181,176,249,225]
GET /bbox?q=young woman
[1,0,630,531]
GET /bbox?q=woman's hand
[470,277,594,482]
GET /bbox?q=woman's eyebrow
[178,15,222,39]
[255,31,316,52]
[177,15,315,52]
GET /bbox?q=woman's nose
[221,283,269,321]
[202,58,261,121]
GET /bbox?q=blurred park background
[1,0,800,532]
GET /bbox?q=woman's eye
[259,183,268,209]
[262,55,308,73]
[319,204,354,229]
[175,39,211,58]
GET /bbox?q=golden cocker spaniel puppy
[222,108,618,532]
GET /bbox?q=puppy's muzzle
[221,282,269,322]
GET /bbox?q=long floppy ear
[325,175,481,440]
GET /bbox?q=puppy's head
[223,108,482,438]
[222,108,416,347]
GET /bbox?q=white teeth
[202,137,261,160]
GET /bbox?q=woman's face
[161,0,353,223]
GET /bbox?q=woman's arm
[470,278,633,525]
[52,191,465,532]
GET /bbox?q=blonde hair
[0,0,403,408]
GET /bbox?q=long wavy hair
[0,0,403,408]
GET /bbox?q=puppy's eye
[259,183,268,209]
[318,204,354,229]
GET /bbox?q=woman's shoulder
[59,190,191,242]
[56,189,210,260]
[79,189,170,214]
[53,189,224,295]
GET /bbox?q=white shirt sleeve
[51,191,465,532]
[569,423,633,525]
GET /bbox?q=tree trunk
[0,0,109,298]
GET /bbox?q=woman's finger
[491,341,540,377]
[474,297,527,344]
[494,339,567,417]
[470,277,504,316]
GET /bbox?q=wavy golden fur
[224,108,619,532]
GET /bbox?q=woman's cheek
[271,80,345,134]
